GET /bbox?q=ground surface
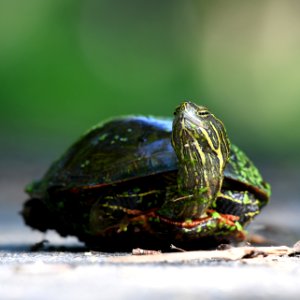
[1,162,300,299]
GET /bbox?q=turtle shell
[23,116,271,249]
[27,116,270,204]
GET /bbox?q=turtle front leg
[214,190,260,225]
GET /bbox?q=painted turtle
[22,101,271,250]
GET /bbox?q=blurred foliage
[1,0,300,163]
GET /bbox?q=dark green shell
[28,116,270,203]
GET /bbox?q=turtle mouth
[183,111,206,132]
[174,101,209,133]
[171,102,211,168]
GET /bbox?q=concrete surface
[1,161,300,299]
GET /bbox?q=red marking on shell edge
[79,182,110,190]
[69,183,110,194]
[157,215,211,229]
[69,187,80,194]
[207,209,240,225]
[157,210,240,229]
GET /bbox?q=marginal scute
[224,144,270,203]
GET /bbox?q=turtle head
[172,102,230,168]
[171,101,230,217]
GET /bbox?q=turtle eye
[196,110,209,117]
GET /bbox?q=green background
[1,0,300,166]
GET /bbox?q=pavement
[1,161,300,299]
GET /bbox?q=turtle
[22,101,271,251]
